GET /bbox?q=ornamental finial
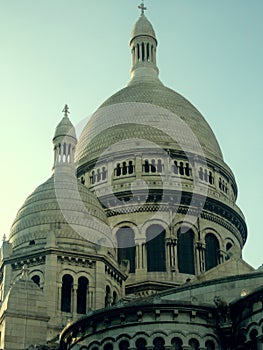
[62,104,70,118]
[138,1,147,15]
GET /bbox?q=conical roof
[130,13,156,41]
[53,115,76,140]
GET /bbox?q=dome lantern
[129,2,160,85]
[52,104,77,171]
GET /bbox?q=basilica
[0,4,262,350]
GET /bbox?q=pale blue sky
[1,1,262,268]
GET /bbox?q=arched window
[116,163,121,176]
[157,159,163,173]
[151,159,156,173]
[136,338,147,350]
[144,159,150,173]
[153,337,165,350]
[185,163,191,176]
[119,340,129,350]
[77,276,89,314]
[189,339,199,350]
[128,161,134,174]
[146,225,166,272]
[179,162,184,175]
[105,285,111,307]
[171,338,183,350]
[177,228,195,274]
[61,274,73,312]
[90,171,96,185]
[205,233,220,271]
[31,275,40,287]
[116,227,136,273]
[123,162,127,175]
[102,167,107,180]
[205,340,215,350]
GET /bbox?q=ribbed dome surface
[10,169,110,248]
[131,14,156,40]
[76,81,223,167]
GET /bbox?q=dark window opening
[102,167,107,180]
[179,162,184,175]
[61,274,73,312]
[205,233,220,271]
[29,240,35,245]
[189,339,200,350]
[116,163,121,176]
[90,171,96,185]
[171,338,183,350]
[77,276,88,314]
[136,338,147,350]
[146,225,166,272]
[105,285,111,307]
[122,162,127,175]
[128,161,134,174]
[137,44,140,60]
[205,340,215,350]
[119,340,129,350]
[104,344,113,350]
[144,160,150,173]
[177,228,195,274]
[31,275,40,287]
[185,163,190,176]
[151,159,156,173]
[153,337,165,350]
[208,171,214,184]
[117,227,136,273]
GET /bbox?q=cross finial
[62,104,70,117]
[138,1,147,15]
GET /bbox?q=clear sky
[1,1,262,268]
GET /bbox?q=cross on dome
[138,1,147,15]
[62,104,70,117]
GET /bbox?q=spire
[52,105,77,171]
[128,3,161,85]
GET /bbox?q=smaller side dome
[130,14,156,41]
[9,106,113,253]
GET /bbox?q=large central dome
[75,14,223,168]
[76,82,223,168]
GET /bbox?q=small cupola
[129,2,160,84]
[53,104,77,170]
